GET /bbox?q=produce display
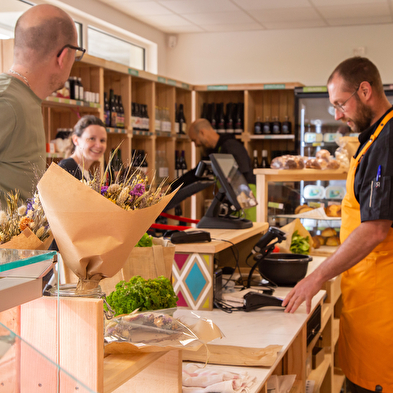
[105,275,178,316]
[135,232,153,247]
[290,230,310,255]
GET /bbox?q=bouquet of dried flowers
[37,149,177,292]
[0,190,51,246]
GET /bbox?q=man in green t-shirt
[0,4,83,206]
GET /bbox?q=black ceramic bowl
[255,253,312,287]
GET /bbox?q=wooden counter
[172,223,268,310]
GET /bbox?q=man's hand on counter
[282,272,323,314]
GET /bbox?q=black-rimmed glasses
[332,86,360,113]
[57,44,86,61]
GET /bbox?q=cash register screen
[210,153,257,211]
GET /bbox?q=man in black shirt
[188,119,255,184]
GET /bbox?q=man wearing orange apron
[283,57,393,392]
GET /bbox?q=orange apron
[339,110,393,391]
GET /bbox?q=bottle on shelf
[117,95,125,128]
[254,117,262,135]
[216,103,225,134]
[110,89,117,128]
[164,107,171,132]
[234,103,243,134]
[208,103,216,129]
[252,150,259,169]
[78,77,84,101]
[134,103,142,131]
[175,103,179,134]
[180,150,187,175]
[142,105,150,131]
[263,116,272,135]
[156,151,169,184]
[225,103,234,133]
[260,150,270,168]
[178,104,186,135]
[104,92,110,127]
[175,150,181,178]
[282,116,292,135]
[272,116,281,134]
[155,106,161,132]
[201,102,208,119]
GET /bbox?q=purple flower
[130,183,145,197]
[101,186,108,195]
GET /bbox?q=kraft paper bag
[0,228,53,250]
[37,163,177,291]
[100,238,175,296]
[278,218,313,253]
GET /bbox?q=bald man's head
[188,119,219,149]
[14,4,76,65]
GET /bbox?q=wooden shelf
[106,127,129,134]
[103,352,166,393]
[333,372,345,393]
[44,96,101,109]
[333,319,340,347]
[308,354,332,393]
[249,134,295,140]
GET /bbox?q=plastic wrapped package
[104,311,223,355]
[270,155,305,170]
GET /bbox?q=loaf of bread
[295,204,309,214]
[326,159,340,169]
[316,149,331,161]
[270,155,306,170]
[321,228,337,237]
[326,236,341,246]
[305,158,321,169]
[314,235,326,246]
[325,205,341,217]
[312,236,321,249]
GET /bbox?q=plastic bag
[335,136,351,171]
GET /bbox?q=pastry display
[325,204,341,217]
[270,155,305,170]
[320,228,341,247]
[326,236,341,246]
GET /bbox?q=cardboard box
[312,346,325,369]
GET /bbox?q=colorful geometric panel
[174,253,190,270]
[176,289,188,308]
[185,262,207,301]
[172,252,213,310]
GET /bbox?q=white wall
[35,0,169,75]
[166,23,393,86]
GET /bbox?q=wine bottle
[225,103,234,133]
[254,117,262,135]
[175,150,181,178]
[78,77,84,101]
[155,106,161,132]
[104,92,110,127]
[234,103,243,134]
[181,150,187,175]
[110,89,117,128]
[134,103,141,131]
[216,103,225,134]
[263,116,271,135]
[208,103,216,129]
[282,115,292,134]
[201,102,208,119]
[178,104,186,134]
[143,105,150,131]
[117,95,125,128]
[261,150,269,168]
[272,116,281,134]
[174,103,179,134]
[252,150,259,169]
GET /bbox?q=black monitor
[197,153,257,229]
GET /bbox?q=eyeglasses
[332,86,359,113]
[57,44,86,61]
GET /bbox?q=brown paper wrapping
[0,228,53,250]
[278,218,313,254]
[37,163,177,290]
[182,344,283,367]
[100,238,175,295]
[104,317,223,355]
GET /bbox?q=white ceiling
[96,0,393,34]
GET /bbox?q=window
[88,26,145,71]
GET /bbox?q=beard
[343,99,374,133]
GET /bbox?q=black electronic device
[170,230,211,244]
[243,291,284,311]
[247,226,287,288]
[197,154,257,230]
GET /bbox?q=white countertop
[177,287,326,392]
